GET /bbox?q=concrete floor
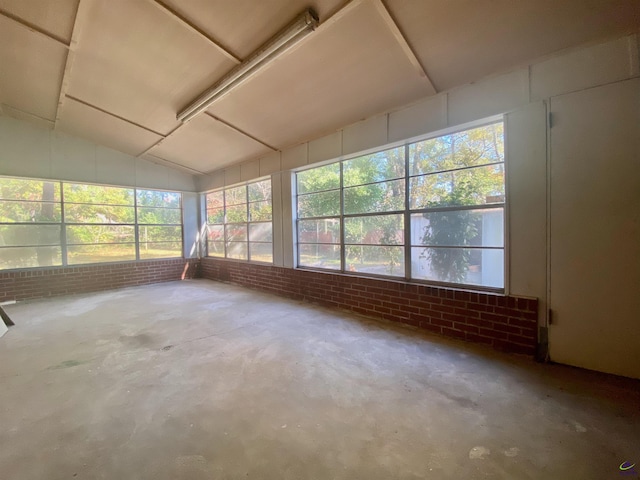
[0,280,638,480]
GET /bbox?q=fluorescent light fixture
[177,8,319,123]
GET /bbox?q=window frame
[295,120,506,291]
[205,177,273,265]
[0,177,183,270]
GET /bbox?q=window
[296,122,505,289]
[206,178,273,263]
[0,177,183,270]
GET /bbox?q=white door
[548,79,640,378]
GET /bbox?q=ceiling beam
[147,0,241,64]
[204,112,277,151]
[65,95,166,137]
[0,8,70,50]
[141,153,207,176]
[375,0,437,95]
[55,0,91,125]
[137,124,185,158]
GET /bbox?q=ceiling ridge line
[148,0,242,64]
[374,0,437,95]
[0,8,70,50]
[203,112,278,151]
[55,0,91,126]
[64,95,167,137]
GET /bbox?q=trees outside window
[0,178,182,269]
[296,122,505,289]
[205,178,273,263]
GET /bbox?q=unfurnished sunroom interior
[0,1,639,479]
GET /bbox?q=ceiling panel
[0,15,67,121]
[57,97,162,156]
[66,0,237,136]
[207,0,433,149]
[160,0,345,59]
[148,114,273,173]
[0,0,79,43]
[385,0,640,92]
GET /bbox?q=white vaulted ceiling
[0,0,638,174]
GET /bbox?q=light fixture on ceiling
[177,8,319,123]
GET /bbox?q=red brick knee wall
[0,258,200,303]
[201,257,539,356]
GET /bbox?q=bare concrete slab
[0,279,638,479]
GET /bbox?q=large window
[296,122,505,289]
[206,178,273,263]
[0,178,182,270]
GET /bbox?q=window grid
[0,178,182,270]
[296,122,505,289]
[206,179,273,264]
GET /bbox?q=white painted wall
[0,116,198,192]
[197,33,640,378]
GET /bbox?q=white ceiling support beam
[315,0,361,32]
[375,0,437,95]
[142,153,207,175]
[137,123,185,157]
[204,112,277,151]
[55,0,91,125]
[148,0,241,64]
[65,95,166,137]
[0,8,70,50]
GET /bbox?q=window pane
[249,201,272,221]
[226,225,247,242]
[411,247,504,288]
[248,180,271,202]
[206,191,224,210]
[225,186,246,206]
[343,147,405,186]
[67,225,135,245]
[63,184,134,205]
[346,245,404,277]
[249,222,272,242]
[207,225,224,242]
[136,189,180,208]
[344,214,404,245]
[226,241,247,260]
[139,225,182,243]
[343,179,405,214]
[409,164,505,210]
[411,209,503,248]
[0,225,61,246]
[208,241,225,257]
[139,242,182,259]
[65,204,135,224]
[249,242,272,263]
[226,204,247,223]
[137,207,181,225]
[67,244,136,264]
[0,246,62,269]
[298,244,340,270]
[0,201,61,222]
[409,123,504,175]
[298,218,340,244]
[0,178,60,201]
[297,163,340,194]
[298,190,340,218]
[207,207,224,224]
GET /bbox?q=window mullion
[339,161,345,273]
[404,144,411,280]
[60,181,68,266]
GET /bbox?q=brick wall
[201,257,539,356]
[0,258,200,303]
